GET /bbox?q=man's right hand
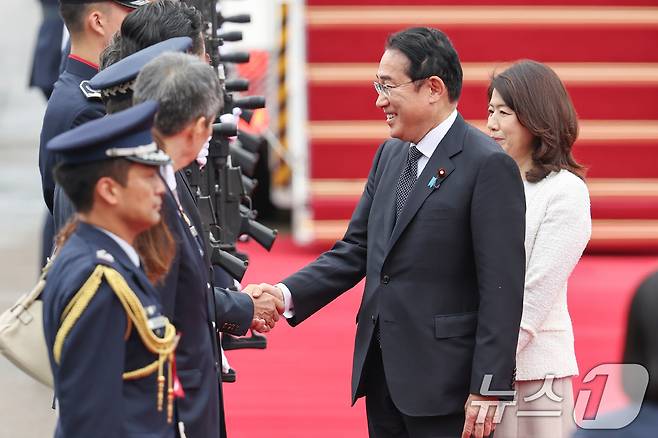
[252,283,284,305]
[242,284,284,332]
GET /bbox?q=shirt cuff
[275,283,295,318]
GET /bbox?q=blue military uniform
[39,55,105,214]
[40,0,148,215]
[29,0,63,99]
[43,224,176,438]
[42,101,178,438]
[87,38,255,438]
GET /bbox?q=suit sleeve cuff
[275,283,295,318]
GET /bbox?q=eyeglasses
[373,78,427,97]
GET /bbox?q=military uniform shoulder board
[79,80,102,100]
[96,249,115,263]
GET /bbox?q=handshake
[243,283,285,333]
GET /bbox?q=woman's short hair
[488,60,585,182]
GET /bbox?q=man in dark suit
[251,27,526,438]
[131,50,281,438]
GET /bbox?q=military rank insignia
[79,80,102,100]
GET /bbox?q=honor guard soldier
[52,36,195,229]
[39,0,146,234]
[42,101,180,438]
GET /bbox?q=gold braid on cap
[53,265,178,423]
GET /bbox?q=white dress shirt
[413,109,458,177]
[161,164,179,204]
[97,226,141,267]
[277,109,459,317]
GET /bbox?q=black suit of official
[175,171,235,290]
[39,56,105,213]
[155,172,253,438]
[174,170,253,333]
[42,222,175,438]
[284,115,526,421]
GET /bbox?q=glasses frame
[373,77,428,97]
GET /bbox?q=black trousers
[363,334,465,438]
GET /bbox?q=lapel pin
[428,167,448,189]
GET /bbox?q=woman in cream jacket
[486,60,592,438]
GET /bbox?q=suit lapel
[176,171,198,207]
[386,115,466,255]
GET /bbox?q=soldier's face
[115,163,165,232]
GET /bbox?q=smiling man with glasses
[247,27,526,438]
[373,77,428,98]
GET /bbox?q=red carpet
[222,236,658,437]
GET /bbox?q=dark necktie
[395,145,423,221]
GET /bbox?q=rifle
[183,0,277,282]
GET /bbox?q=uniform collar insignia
[96,249,115,263]
[79,80,102,100]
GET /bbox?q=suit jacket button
[371,315,376,324]
[382,275,390,284]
